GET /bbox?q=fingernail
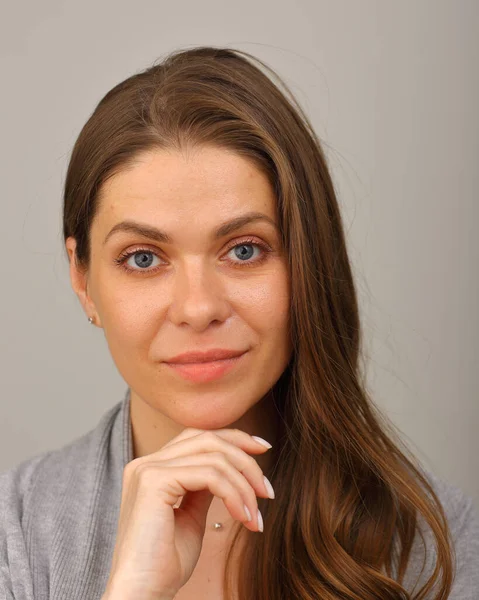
[263,475,275,499]
[244,504,252,521]
[257,508,264,532]
[252,435,272,449]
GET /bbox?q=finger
[161,427,272,455]
[142,463,260,531]
[157,452,262,529]
[152,432,273,501]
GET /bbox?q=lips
[164,348,247,364]
[164,351,248,383]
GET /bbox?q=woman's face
[67,145,293,430]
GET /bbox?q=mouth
[164,351,248,383]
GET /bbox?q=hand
[102,427,274,600]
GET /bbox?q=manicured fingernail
[252,436,272,449]
[244,504,252,521]
[257,509,264,532]
[263,475,275,499]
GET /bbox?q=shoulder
[0,400,122,528]
[0,449,52,539]
[402,467,479,596]
[423,467,479,554]
[0,400,125,600]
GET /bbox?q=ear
[65,237,102,327]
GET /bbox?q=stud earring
[88,316,94,325]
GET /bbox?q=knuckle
[245,486,258,508]
[133,459,150,474]
[237,469,257,500]
[205,464,222,482]
[247,454,261,470]
[244,454,263,480]
[124,457,143,477]
[135,463,159,485]
[210,452,229,468]
[125,457,140,470]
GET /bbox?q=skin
[65,144,293,545]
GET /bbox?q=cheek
[237,272,292,383]
[97,285,160,346]
[231,269,290,332]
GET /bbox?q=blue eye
[127,251,158,269]
[228,243,257,262]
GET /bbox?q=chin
[164,394,255,431]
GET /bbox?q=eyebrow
[103,211,278,246]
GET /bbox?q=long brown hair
[62,45,455,599]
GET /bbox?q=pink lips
[165,348,247,363]
[164,351,248,383]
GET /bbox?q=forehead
[96,146,277,223]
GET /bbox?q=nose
[166,258,231,330]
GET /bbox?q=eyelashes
[113,237,273,275]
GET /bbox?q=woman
[1,45,477,600]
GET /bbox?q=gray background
[1,1,477,507]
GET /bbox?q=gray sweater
[1,388,478,599]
